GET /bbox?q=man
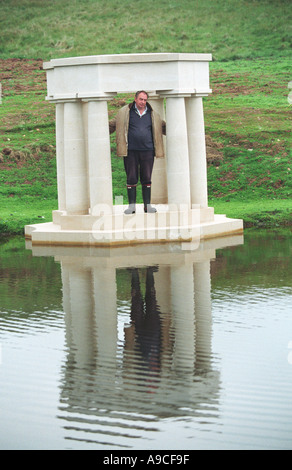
[109,91,166,214]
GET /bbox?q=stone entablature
[43,53,212,100]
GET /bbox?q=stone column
[185,96,208,208]
[154,266,172,371]
[92,265,118,369]
[193,260,212,370]
[61,263,96,370]
[164,96,191,207]
[171,263,195,375]
[148,95,168,204]
[87,99,114,214]
[55,102,66,211]
[64,101,89,215]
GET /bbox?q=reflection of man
[127,267,161,373]
[110,91,166,214]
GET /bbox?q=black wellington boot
[124,185,136,214]
[142,185,157,213]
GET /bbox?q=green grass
[0,0,291,61]
[0,198,55,235]
[0,0,291,235]
[210,198,292,228]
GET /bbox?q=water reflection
[28,236,243,447]
[126,267,161,375]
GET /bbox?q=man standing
[110,91,166,214]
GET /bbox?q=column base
[25,204,243,247]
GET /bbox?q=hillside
[0,0,291,61]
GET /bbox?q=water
[0,230,291,450]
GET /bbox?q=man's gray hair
[135,90,149,99]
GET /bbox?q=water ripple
[1,234,292,449]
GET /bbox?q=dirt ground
[0,58,46,94]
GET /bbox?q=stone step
[52,205,214,231]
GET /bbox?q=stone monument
[25,53,243,246]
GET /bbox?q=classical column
[148,95,168,204]
[87,99,114,214]
[193,260,212,370]
[61,263,96,370]
[164,96,191,207]
[64,101,89,215]
[55,102,66,211]
[154,266,172,370]
[92,266,118,367]
[185,96,208,208]
[171,263,195,375]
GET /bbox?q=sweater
[128,105,154,151]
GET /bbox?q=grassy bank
[0,0,291,235]
[1,0,291,61]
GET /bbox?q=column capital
[80,92,117,102]
[147,92,163,100]
[191,91,212,98]
[47,97,79,104]
[158,89,212,98]
[46,92,117,103]
[159,90,194,98]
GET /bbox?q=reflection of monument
[126,267,162,374]
[27,235,243,446]
[25,53,243,246]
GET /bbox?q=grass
[0,0,291,235]
[209,198,292,228]
[0,0,291,61]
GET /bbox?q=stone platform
[25,204,243,247]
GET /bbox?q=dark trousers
[124,150,154,187]
[130,268,161,368]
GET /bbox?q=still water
[0,230,291,450]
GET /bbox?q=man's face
[135,92,148,112]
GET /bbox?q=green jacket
[109,102,166,158]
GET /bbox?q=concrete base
[25,204,243,247]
